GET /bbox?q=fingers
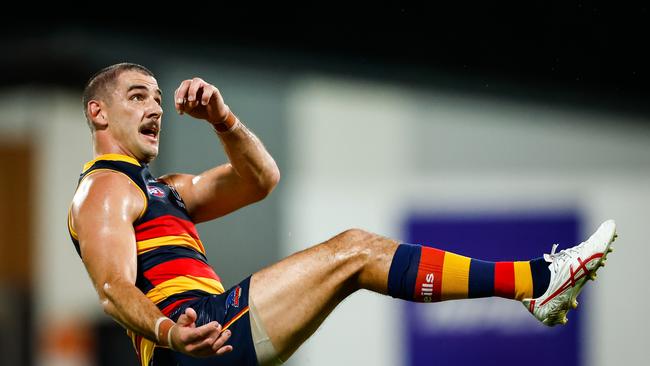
[176,322,233,357]
[186,77,204,105]
[183,321,221,344]
[192,326,232,353]
[175,77,217,114]
[200,85,216,106]
[212,328,233,354]
[170,306,235,357]
[184,307,197,321]
[176,307,197,327]
[174,79,192,114]
[174,77,229,124]
[209,328,233,356]
[215,344,233,356]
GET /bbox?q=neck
[92,130,135,160]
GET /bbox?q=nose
[146,99,163,120]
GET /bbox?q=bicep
[71,173,144,292]
[162,164,266,223]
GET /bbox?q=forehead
[115,70,160,92]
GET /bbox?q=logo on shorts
[147,186,165,197]
[421,273,434,302]
[225,286,242,312]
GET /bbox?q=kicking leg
[249,228,547,362]
[249,220,617,362]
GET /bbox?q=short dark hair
[82,62,155,128]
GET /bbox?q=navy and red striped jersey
[68,153,224,364]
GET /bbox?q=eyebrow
[127,84,162,97]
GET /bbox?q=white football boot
[522,219,617,326]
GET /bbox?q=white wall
[283,76,650,366]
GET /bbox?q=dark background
[2,4,649,118]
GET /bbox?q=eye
[130,94,144,101]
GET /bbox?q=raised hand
[174,77,231,125]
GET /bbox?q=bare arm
[71,171,232,356]
[162,77,280,223]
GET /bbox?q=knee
[337,228,376,245]
[331,229,393,286]
[334,228,383,258]
[321,229,374,272]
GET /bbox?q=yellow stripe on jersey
[145,275,225,304]
[68,208,78,240]
[441,252,471,301]
[139,338,156,366]
[137,234,206,255]
[127,330,157,366]
[83,153,141,173]
[514,261,533,300]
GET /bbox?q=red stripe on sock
[414,247,446,302]
[494,262,515,298]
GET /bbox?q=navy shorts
[151,276,258,366]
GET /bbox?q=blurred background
[1,5,649,366]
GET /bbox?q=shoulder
[71,170,146,223]
[158,172,193,187]
[158,172,195,198]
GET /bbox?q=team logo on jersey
[147,186,165,197]
[225,286,242,313]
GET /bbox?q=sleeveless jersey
[68,154,225,365]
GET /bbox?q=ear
[88,100,108,130]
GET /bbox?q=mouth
[139,123,160,141]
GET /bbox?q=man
[68,63,617,366]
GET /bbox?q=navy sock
[387,243,422,300]
[530,257,551,297]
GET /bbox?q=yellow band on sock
[441,252,471,301]
[514,261,533,300]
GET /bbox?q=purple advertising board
[404,213,583,366]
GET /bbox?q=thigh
[249,230,398,361]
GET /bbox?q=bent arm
[164,77,280,223]
[72,171,169,341]
[163,119,280,223]
[219,119,280,197]
[71,171,231,356]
